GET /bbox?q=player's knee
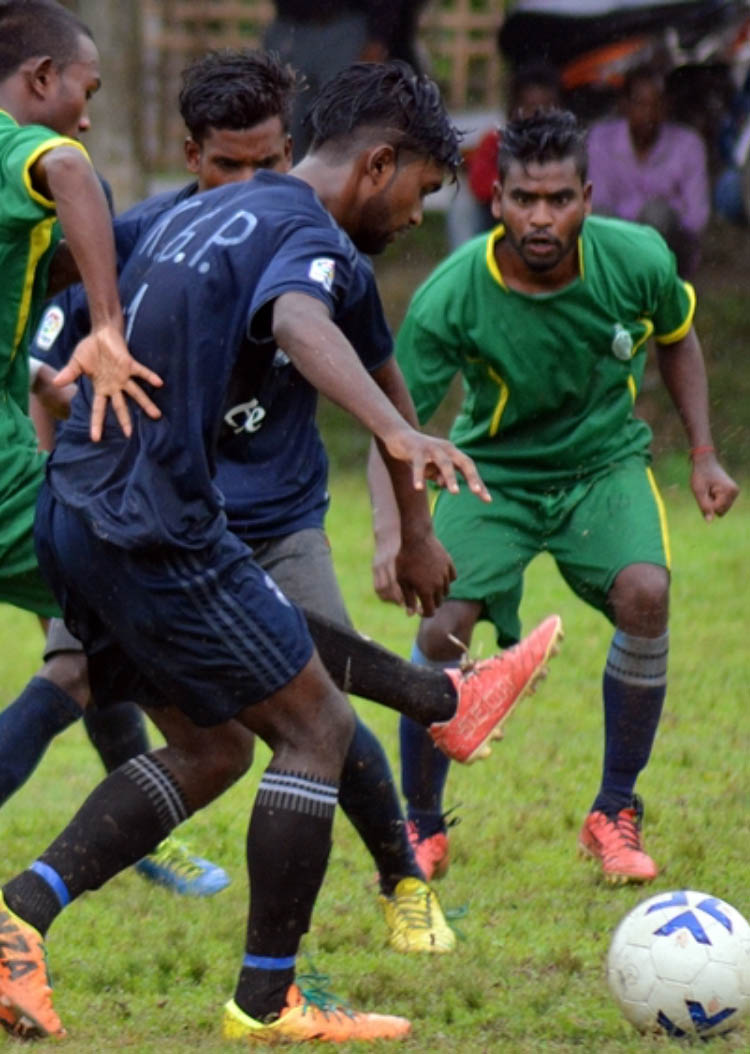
[417,601,480,661]
[610,563,670,633]
[38,651,90,709]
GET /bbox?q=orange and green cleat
[578,795,659,884]
[378,876,455,954]
[0,893,65,1039]
[429,614,563,763]
[222,977,411,1044]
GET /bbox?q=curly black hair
[305,61,462,177]
[178,49,297,143]
[499,109,588,181]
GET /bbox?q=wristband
[28,356,44,386]
[689,445,715,459]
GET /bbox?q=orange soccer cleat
[429,614,563,763]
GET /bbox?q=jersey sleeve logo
[34,305,66,351]
[308,257,336,292]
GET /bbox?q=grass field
[1,460,747,1052]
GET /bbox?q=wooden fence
[141,0,504,172]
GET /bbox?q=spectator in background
[264,1,417,158]
[467,65,562,231]
[587,65,710,277]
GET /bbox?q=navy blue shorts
[34,486,314,726]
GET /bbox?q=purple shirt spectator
[588,117,710,235]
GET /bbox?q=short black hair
[499,109,588,181]
[623,63,665,99]
[508,64,561,112]
[178,49,297,143]
[0,0,92,81]
[305,61,462,177]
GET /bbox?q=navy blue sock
[83,701,150,772]
[591,630,668,816]
[0,676,82,805]
[400,644,453,839]
[339,717,420,893]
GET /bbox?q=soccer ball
[607,890,750,1039]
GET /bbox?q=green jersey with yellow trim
[0,110,86,409]
[0,110,85,575]
[396,215,694,488]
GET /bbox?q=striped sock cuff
[29,860,70,908]
[606,630,669,688]
[256,769,338,819]
[242,953,296,970]
[121,753,190,833]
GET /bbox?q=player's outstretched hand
[54,323,163,441]
[384,428,491,503]
[690,452,740,522]
[395,531,456,617]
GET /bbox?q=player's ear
[25,56,55,99]
[490,178,502,220]
[582,179,593,216]
[184,137,201,174]
[366,144,397,187]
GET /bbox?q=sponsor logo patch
[35,305,65,351]
[308,257,336,292]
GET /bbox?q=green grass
[1,466,748,1052]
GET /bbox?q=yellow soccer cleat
[379,877,456,954]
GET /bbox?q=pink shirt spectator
[587,118,710,235]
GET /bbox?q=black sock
[235,767,337,1021]
[303,609,457,724]
[339,718,420,893]
[3,753,190,934]
[83,701,150,772]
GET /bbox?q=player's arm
[272,292,488,615]
[29,145,163,440]
[655,325,739,520]
[368,357,458,616]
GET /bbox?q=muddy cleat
[222,980,411,1043]
[135,835,230,897]
[429,614,563,763]
[0,893,65,1039]
[578,795,659,884]
[406,822,451,882]
[378,877,455,954]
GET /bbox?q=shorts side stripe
[646,467,671,570]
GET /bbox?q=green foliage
[1,473,748,1051]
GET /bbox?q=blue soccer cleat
[135,835,230,897]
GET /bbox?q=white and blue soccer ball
[607,890,750,1039]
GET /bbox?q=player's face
[353,156,445,255]
[492,157,591,275]
[43,33,101,139]
[185,117,292,191]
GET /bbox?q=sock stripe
[122,754,189,831]
[606,632,668,687]
[29,861,70,908]
[257,770,338,818]
[242,953,296,971]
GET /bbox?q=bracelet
[689,445,715,459]
[28,356,44,386]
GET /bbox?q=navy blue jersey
[46,170,392,550]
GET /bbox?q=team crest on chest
[611,323,634,361]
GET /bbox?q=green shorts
[432,455,670,646]
[0,430,60,619]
